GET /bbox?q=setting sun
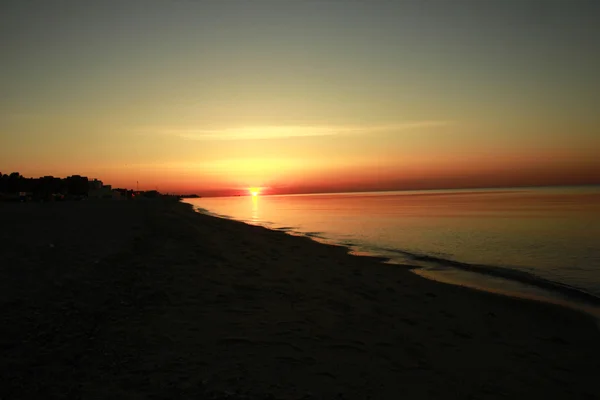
[249,187,261,197]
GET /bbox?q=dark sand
[1,199,599,399]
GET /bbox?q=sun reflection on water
[251,193,259,223]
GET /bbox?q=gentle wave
[361,245,600,305]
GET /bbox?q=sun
[249,187,261,197]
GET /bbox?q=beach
[1,199,599,399]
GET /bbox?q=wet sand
[1,199,599,399]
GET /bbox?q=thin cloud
[143,121,452,141]
[173,126,340,141]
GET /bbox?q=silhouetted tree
[30,176,64,200]
[0,173,7,192]
[7,172,22,193]
[66,175,89,197]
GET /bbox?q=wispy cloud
[141,121,452,141]
[172,126,341,141]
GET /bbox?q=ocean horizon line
[197,183,600,199]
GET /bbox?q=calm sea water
[186,186,600,311]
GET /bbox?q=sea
[185,186,600,315]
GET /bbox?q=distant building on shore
[89,183,118,199]
[1,172,170,202]
[89,179,103,191]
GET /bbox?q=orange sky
[2,1,599,196]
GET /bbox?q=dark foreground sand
[1,199,599,399]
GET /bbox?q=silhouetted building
[89,179,103,191]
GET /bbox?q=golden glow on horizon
[249,187,261,197]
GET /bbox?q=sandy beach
[1,199,599,399]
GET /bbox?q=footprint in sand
[276,356,317,366]
[450,328,472,339]
[315,371,336,379]
[327,343,366,353]
[399,317,419,326]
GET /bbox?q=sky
[1,0,599,196]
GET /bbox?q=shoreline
[191,203,600,318]
[2,199,599,398]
